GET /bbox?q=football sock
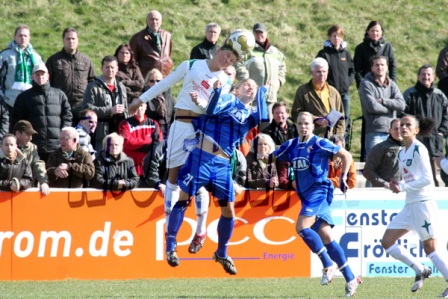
[194,187,209,236]
[325,240,355,282]
[164,181,179,228]
[299,228,333,268]
[216,215,234,257]
[166,200,189,252]
[428,251,448,280]
[386,244,424,273]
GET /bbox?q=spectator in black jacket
[190,23,221,60]
[93,132,139,191]
[0,95,9,140]
[316,25,354,129]
[11,63,73,162]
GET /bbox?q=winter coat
[93,150,139,191]
[46,146,95,188]
[11,81,73,156]
[18,142,48,186]
[82,75,128,152]
[354,36,396,88]
[316,41,354,95]
[129,28,173,78]
[0,41,43,107]
[0,95,9,140]
[261,118,298,146]
[0,148,33,191]
[46,48,96,119]
[190,38,219,60]
[245,151,278,189]
[116,62,144,102]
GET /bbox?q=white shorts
[387,200,440,241]
[166,120,196,169]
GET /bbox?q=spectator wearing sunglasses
[142,68,174,139]
[75,109,98,160]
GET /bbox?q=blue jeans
[341,92,350,130]
[365,132,388,158]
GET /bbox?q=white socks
[386,244,424,273]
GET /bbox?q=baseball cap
[13,120,38,135]
[253,23,267,33]
[32,63,48,74]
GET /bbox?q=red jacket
[118,115,163,176]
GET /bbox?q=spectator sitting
[75,109,98,160]
[363,118,403,188]
[328,135,357,189]
[262,102,298,147]
[13,120,50,195]
[114,43,145,103]
[46,127,95,188]
[118,102,163,177]
[0,134,33,192]
[142,68,175,139]
[93,133,139,191]
[141,139,167,190]
[246,133,279,189]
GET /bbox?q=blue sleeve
[255,86,269,123]
[205,87,222,115]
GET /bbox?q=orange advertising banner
[0,189,311,280]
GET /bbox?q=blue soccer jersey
[274,135,340,197]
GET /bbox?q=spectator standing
[436,44,448,81]
[358,55,405,158]
[0,25,43,112]
[114,44,145,102]
[11,63,73,162]
[13,120,50,195]
[354,21,396,88]
[75,109,98,160]
[190,23,221,60]
[0,95,9,140]
[403,64,448,186]
[82,55,128,152]
[292,57,345,138]
[129,10,173,78]
[316,25,354,130]
[236,23,286,122]
[142,68,175,139]
[118,102,163,177]
[0,134,33,192]
[46,27,96,121]
[93,133,139,191]
[363,118,403,188]
[46,127,94,188]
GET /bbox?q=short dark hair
[417,64,433,76]
[2,133,17,144]
[327,25,343,38]
[370,55,388,67]
[62,27,77,39]
[101,55,117,66]
[272,102,290,114]
[79,109,96,119]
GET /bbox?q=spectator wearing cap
[190,22,221,60]
[75,109,98,160]
[0,134,33,192]
[13,120,50,195]
[11,63,72,162]
[235,22,286,123]
[46,127,94,188]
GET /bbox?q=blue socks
[166,200,188,252]
[325,240,355,282]
[299,228,333,268]
[216,215,234,257]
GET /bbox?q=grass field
[0,277,447,298]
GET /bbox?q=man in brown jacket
[46,127,94,188]
[129,10,173,78]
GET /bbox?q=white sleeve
[441,158,448,175]
[139,61,188,103]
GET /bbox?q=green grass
[0,277,446,298]
[1,0,447,160]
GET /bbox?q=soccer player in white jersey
[129,44,238,253]
[382,115,448,297]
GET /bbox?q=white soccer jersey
[139,60,231,114]
[397,139,434,204]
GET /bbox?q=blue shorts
[178,148,234,202]
[298,182,334,231]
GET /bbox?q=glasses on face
[149,79,161,83]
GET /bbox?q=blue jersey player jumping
[165,78,268,275]
[269,111,361,297]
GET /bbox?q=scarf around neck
[11,43,37,91]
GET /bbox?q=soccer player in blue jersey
[268,111,361,297]
[165,78,268,275]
